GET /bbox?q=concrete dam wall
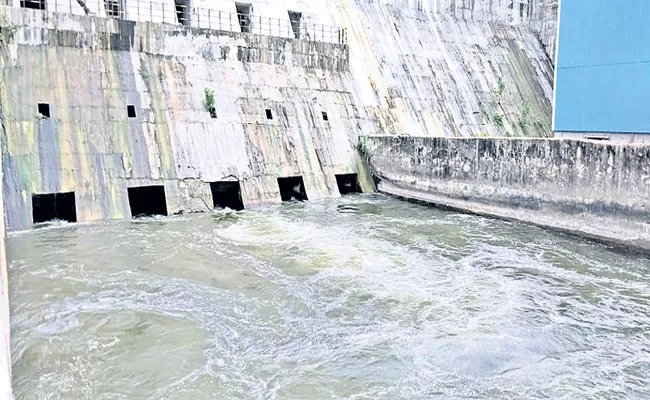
[0,0,556,230]
[361,135,650,252]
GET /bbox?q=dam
[1,0,650,398]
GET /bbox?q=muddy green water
[8,195,650,399]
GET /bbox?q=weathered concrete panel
[362,135,650,251]
[0,7,360,230]
[338,0,555,138]
[0,55,9,397]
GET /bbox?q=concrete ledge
[380,180,650,256]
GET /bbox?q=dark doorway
[127,186,168,218]
[277,176,308,202]
[265,109,273,120]
[32,192,77,223]
[236,3,252,33]
[336,173,361,195]
[210,181,244,211]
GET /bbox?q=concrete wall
[361,135,650,251]
[0,170,8,400]
[0,0,557,230]
[0,6,359,230]
[0,11,11,398]
[0,216,7,397]
[0,86,8,398]
[555,131,650,145]
[340,0,555,138]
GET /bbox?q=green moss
[204,88,215,113]
[492,114,504,128]
[498,77,505,97]
[519,101,531,126]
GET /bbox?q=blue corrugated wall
[554,0,650,133]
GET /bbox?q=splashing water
[8,195,650,399]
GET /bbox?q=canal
[8,195,650,399]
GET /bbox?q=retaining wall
[362,135,650,251]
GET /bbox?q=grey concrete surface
[361,135,650,253]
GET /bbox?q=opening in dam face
[277,176,308,201]
[9,195,650,398]
[37,102,50,118]
[210,181,244,211]
[335,173,361,195]
[31,192,77,223]
[127,185,168,218]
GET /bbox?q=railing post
[137,0,140,22]
[150,0,152,22]
[162,1,164,23]
[229,12,232,31]
[218,10,221,31]
[208,9,211,29]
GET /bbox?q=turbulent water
[8,194,650,399]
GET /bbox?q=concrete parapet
[361,135,650,252]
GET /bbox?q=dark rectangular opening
[175,0,190,26]
[20,0,46,10]
[104,0,121,18]
[127,186,168,218]
[336,173,361,195]
[38,103,50,118]
[265,109,273,120]
[210,181,244,211]
[127,105,136,118]
[209,107,217,118]
[236,3,252,33]
[322,111,329,121]
[277,176,308,202]
[32,192,77,224]
[288,11,302,39]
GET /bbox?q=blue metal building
[554,0,650,142]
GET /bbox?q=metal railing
[11,0,348,44]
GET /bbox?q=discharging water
[8,195,650,399]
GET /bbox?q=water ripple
[8,195,650,399]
